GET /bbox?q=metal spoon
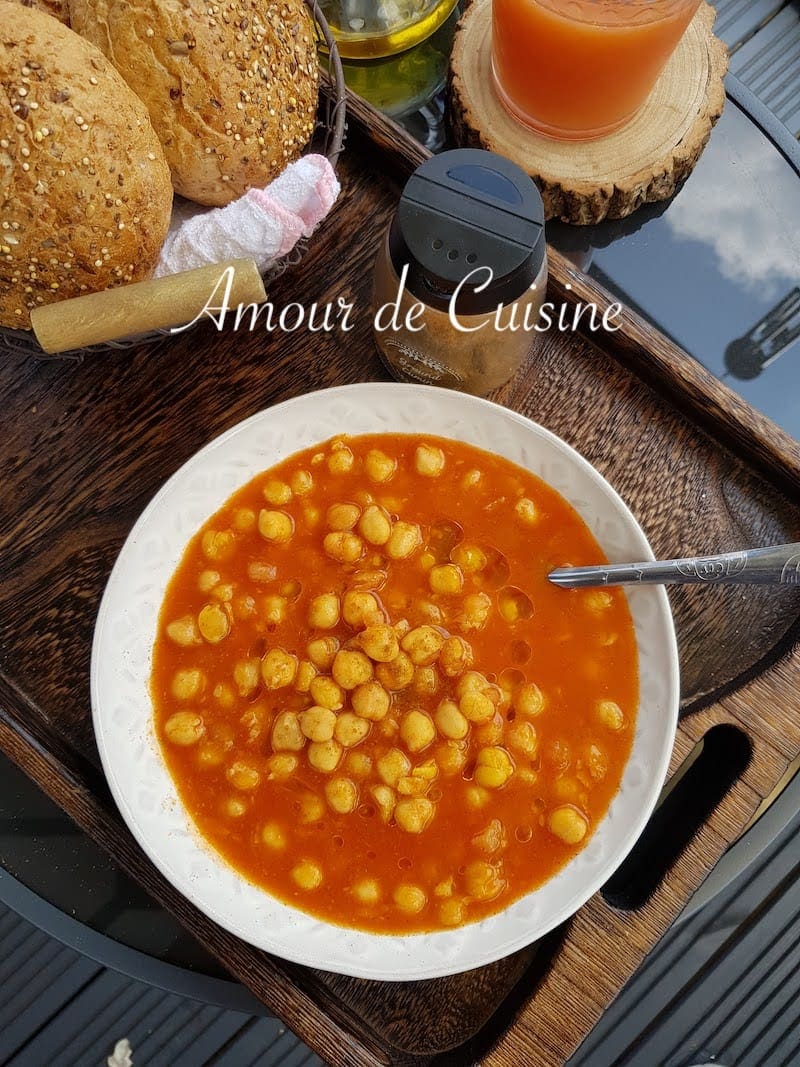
[548,543,800,589]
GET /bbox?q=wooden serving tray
[2,88,800,1066]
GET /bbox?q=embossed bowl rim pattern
[91,382,679,981]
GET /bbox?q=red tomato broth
[151,433,638,933]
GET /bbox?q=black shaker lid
[389,148,546,316]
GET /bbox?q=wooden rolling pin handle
[30,258,267,355]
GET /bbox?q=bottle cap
[389,148,546,316]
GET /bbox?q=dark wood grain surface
[1,92,799,1066]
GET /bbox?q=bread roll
[69,0,320,207]
[0,3,172,329]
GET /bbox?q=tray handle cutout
[602,725,752,911]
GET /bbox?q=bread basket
[0,0,347,361]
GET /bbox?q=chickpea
[459,690,495,724]
[211,582,234,604]
[307,636,339,670]
[327,447,354,474]
[553,777,584,805]
[266,753,299,779]
[326,502,361,530]
[584,589,614,613]
[450,543,487,574]
[464,860,505,901]
[332,649,373,690]
[434,700,469,741]
[395,797,434,834]
[471,818,507,855]
[377,747,411,788]
[401,625,444,667]
[419,552,436,572]
[515,497,537,524]
[308,592,340,630]
[298,791,325,823]
[198,569,221,593]
[412,666,438,696]
[263,595,288,626]
[257,509,294,544]
[475,747,515,789]
[323,531,364,563]
[197,740,226,768]
[358,504,392,546]
[436,741,468,776]
[394,884,427,914]
[164,711,205,746]
[233,508,256,532]
[364,448,396,483]
[414,443,445,477]
[233,594,257,621]
[516,683,545,717]
[334,712,371,748]
[434,877,454,898]
[261,648,298,689]
[171,668,205,701]
[263,479,292,505]
[371,784,396,822]
[461,468,481,489]
[345,751,373,778]
[224,797,248,818]
[166,615,201,647]
[201,528,235,562]
[295,659,317,693]
[439,899,465,927]
[386,520,422,561]
[475,714,505,747]
[458,592,492,632]
[375,651,415,691]
[400,709,436,753]
[261,822,286,849]
[290,469,313,496]
[227,760,261,791]
[351,681,390,721]
[415,600,443,626]
[299,705,337,743]
[507,720,538,759]
[233,659,260,698]
[342,589,382,629]
[197,602,230,644]
[596,699,625,731]
[307,738,343,773]
[213,683,236,709]
[548,805,589,845]
[360,623,399,663]
[439,636,473,678]
[325,777,358,814]
[456,671,491,698]
[353,878,381,905]
[248,561,277,583]
[271,711,305,752]
[292,860,323,890]
[429,563,463,595]
[586,744,608,781]
[304,505,321,528]
[306,676,342,712]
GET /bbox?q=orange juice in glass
[492,0,702,140]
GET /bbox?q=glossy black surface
[547,86,800,442]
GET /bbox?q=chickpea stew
[151,434,638,933]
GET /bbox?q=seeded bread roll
[69,0,320,207]
[0,3,172,329]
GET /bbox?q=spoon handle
[548,543,800,589]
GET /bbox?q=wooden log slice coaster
[448,0,728,224]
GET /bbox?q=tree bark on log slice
[448,0,728,224]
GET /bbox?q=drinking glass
[492,0,702,140]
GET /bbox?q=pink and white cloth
[155,154,340,278]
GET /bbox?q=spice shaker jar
[372,148,547,395]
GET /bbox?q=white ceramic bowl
[91,382,679,981]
